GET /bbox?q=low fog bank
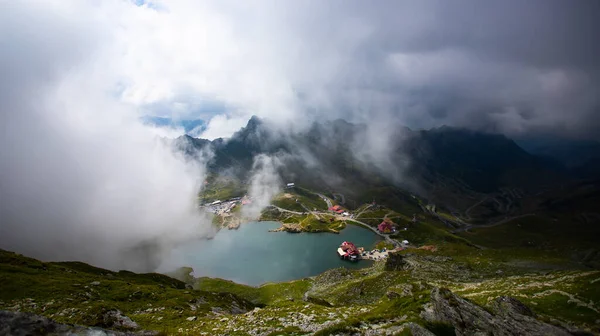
[0,2,215,272]
[0,85,216,271]
[242,155,283,220]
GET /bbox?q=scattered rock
[305,295,333,307]
[400,322,436,336]
[422,287,573,336]
[101,309,139,330]
[0,310,155,336]
[186,316,197,321]
[386,290,401,299]
[90,281,101,286]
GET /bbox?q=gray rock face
[401,322,436,336]
[384,252,406,271]
[421,287,573,336]
[0,310,154,336]
[101,310,139,330]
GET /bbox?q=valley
[3,2,600,335]
[2,118,600,335]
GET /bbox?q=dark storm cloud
[261,0,600,139]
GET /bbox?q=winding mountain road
[316,193,333,209]
[344,217,402,248]
[452,213,536,233]
[267,205,304,215]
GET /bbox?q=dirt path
[316,193,332,209]
[268,205,304,215]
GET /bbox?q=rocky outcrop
[100,310,139,330]
[421,287,575,336]
[400,322,436,336]
[269,223,302,233]
[0,310,155,336]
[384,252,407,271]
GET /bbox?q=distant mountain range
[174,116,600,224]
[516,136,600,178]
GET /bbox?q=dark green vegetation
[3,118,600,334]
[199,174,245,203]
[178,117,597,218]
[259,189,347,233]
[2,203,599,335]
[261,210,347,233]
[0,250,255,334]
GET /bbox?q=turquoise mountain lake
[159,221,381,286]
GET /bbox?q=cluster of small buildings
[338,241,405,261]
[329,205,350,217]
[337,241,361,261]
[203,196,247,215]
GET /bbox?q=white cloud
[0,1,215,271]
[1,0,599,269]
[198,114,250,140]
[5,0,594,140]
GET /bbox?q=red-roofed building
[338,241,360,260]
[378,221,394,233]
[329,205,345,214]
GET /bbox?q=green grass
[272,197,305,212]
[456,215,600,252]
[199,176,245,203]
[390,218,471,247]
[292,187,330,211]
[2,186,600,336]
[260,208,347,233]
[375,241,395,250]
[299,214,346,233]
[271,187,330,213]
[195,278,312,306]
[0,249,255,331]
[358,187,423,215]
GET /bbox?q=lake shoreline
[159,221,380,286]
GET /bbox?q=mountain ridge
[180,117,572,221]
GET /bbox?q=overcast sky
[4,0,599,139]
[1,0,599,268]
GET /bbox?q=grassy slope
[1,239,599,335]
[263,189,346,233]
[2,185,600,335]
[199,176,246,203]
[0,250,257,334]
[271,188,330,213]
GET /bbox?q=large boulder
[0,310,154,336]
[100,310,139,330]
[421,287,575,336]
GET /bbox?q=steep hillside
[2,239,598,335]
[184,117,569,222]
